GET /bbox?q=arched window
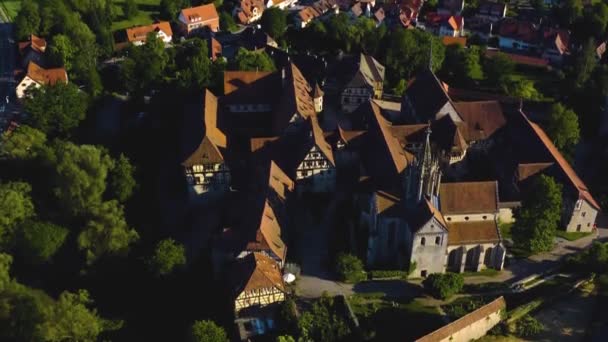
[435,236,441,245]
[421,237,426,246]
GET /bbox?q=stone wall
[416,296,506,342]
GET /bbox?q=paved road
[0,22,18,133]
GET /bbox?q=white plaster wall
[436,310,502,342]
[444,213,497,223]
[565,199,598,233]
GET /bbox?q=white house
[125,21,173,46]
[16,62,68,99]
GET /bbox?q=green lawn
[349,294,444,340]
[111,0,161,32]
[556,230,592,241]
[463,268,502,278]
[1,0,21,20]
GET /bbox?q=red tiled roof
[26,62,67,85]
[485,50,549,67]
[125,21,172,43]
[180,4,219,23]
[440,181,499,214]
[18,34,47,54]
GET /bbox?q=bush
[422,273,464,300]
[369,270,407,279]
[335,253,366,283]
[515,315,543,338]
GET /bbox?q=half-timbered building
[231,252,286,313]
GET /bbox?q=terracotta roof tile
[125,21,172,43]
[525,115,600,209]
[440,181,499,214]
[182,90,227,166]
[442,36,467,46]
[447,220,500,245]
[25,62,68,85]
[245,200,287,262]
[517,162,553,181]
[180,4,219,23]
[416,297,506,341]
[454,101,506,142]
[18,34,47,54]
[232,252,285,296]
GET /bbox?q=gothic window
[421,237,426,246]
[435,236,441,245]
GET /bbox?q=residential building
[178,4,220,35]
[181,90,231,195]
[477,1,507,22]
[266,0,298,10]
[231,252,286,313]
[209,37,222,61]
[425,13,464,37]
[18,34,46,68]
[541,29,570,64]
[440,181,505,273]
[438,0,465,15]
[341,54,385,113]
[497,18,540,51]
[124,21,172,46]
[235,0,265,25]
[16,62,68,99]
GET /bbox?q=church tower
[406,125,442,206]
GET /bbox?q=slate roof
[231,252,285,296]
[439,181,499,214]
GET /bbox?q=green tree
[483,52,515,87]
[23,83,89,138]
[441,44,483,86]
[384,28,445,83]
[78,200,139,264]
[219,11,237,32]
[121,32,168,96]
[19,220,69,264]
[124,0,139,18]
[14,0,40,40]
[148,238,186,276]
[546,103,580,151]
[0,182,35,247]
[297,294,351,342]
[0,125,47,160]
[0,253,12,291]
[277,335,296,342]
[394,79,408,96]
[233,48,276,72]
[35,290,106,341]
[109,154,136,203]
[261,8,287,39]
[160,0,189,20]
[422,273,464,299]
[512,175,563,253]
[190,320,228,342]
[49,142,114,215]
[515,315,544,337]
[176,39,213,91]
[335,253,366,283]
[500,76,541,99]
[48,35,75,71]
[571,38,598,90]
